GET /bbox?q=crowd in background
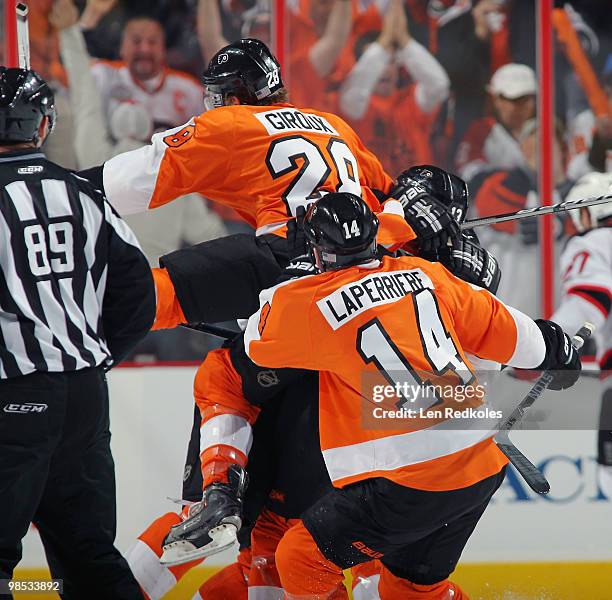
[16,0,612,360]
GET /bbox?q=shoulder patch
[258,302,271,336]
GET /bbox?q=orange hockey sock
[197,546,251,600]
[379,566,468,599]
[275,521,348,600]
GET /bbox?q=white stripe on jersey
[42,179,73,217]
[199,414,253,457]
[36,279,89,370]
[96,266,108,316]
[5,180,36,221]
[80,192,106,336]
[58,278,108,364]
[0,208,64,372]
[103,120,194,216]
[506,305,546,369]
[80,192,103,268]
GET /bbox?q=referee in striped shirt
[0,68,154,598]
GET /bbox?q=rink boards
[15,366,612,599]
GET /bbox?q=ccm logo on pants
[3,403,48,414]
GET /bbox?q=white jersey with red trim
[91,60,204,131]
[552,228,612,369]
[454,117,527,183]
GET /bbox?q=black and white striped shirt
[0,149,155,379]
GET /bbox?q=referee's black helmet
[0,67,56,145]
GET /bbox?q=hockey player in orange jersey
[242,192,582,599]
[80,38,460,324]
[129,168,503,599]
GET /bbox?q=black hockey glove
[534,320,582,390]
[278,206,317,282]
[391,175,460,253]
[161,464,248,565]
[439,229,502,294]
[401,165,469,223]
[285,206,308,258]
[278,256,317,282]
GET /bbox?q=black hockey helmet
[304,192,379,271]
[402,165,469,223]
[202,38,283,109]
[0,67,56,145]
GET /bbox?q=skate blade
[159,523,238,566]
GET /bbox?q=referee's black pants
[0,368,143,599]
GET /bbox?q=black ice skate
[159,464,248,566]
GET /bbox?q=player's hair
[227,86,289,106]
[122,15,167,44]
[257,87,289,105]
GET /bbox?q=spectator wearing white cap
[454,63,537,182]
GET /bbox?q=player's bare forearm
[197,0,229,64]
[309,0,352,78]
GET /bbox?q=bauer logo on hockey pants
[351,541,383,559]
[3,402,48,414]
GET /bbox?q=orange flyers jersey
[245,254,546,491]
[102,102,402,237]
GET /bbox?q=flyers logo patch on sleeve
[163,124,195,148]
[258,302,271,336]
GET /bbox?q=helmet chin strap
[33,116,50,147]
[312,246,326,272]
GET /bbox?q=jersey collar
[0,148,45,162]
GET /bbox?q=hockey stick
[180,322,238,339]
[16,3,30,70]
[461,194,612,230]
[494,322,594,494]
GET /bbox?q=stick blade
[496,441,550,494]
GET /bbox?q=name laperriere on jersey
[0,151,147,378]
